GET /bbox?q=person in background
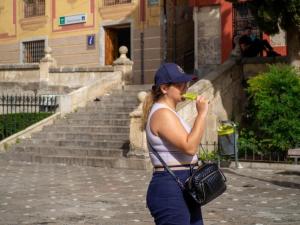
[239,26,281,57]
[142,63,209,225]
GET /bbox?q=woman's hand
[196,96,209,117]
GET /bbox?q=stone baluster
[113,46,133,87]
[128,91,149,159]
[39,47,57,86]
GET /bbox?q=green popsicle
[182,92,198,100]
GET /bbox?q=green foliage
[0,112,52,141]
[226,0,300,34]
[241,64,300,153]
[199,149,218,162]
[238,129,260,156]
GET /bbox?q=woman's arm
[150,97,208,156]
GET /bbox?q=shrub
[0,112,52,141]
[241,64,300,153]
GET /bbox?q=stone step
[31,132,129,141]
[43,125,129,133]
[77,106,135,113]
[6,152,150,169]
[4,85,152,170]
[88,102,138,108]
[13,145,124,157]
[100,92,140,99]
[55,118,130,126]
[67,112,130,120]
[122,84,152,91]
[93,97,139,104]
[27,139,129,149]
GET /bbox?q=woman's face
[161,82,189,102]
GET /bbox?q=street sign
[87,34,95,49]
[59,13,87,26]
[148,0,159,6]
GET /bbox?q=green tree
[227,0,300,67]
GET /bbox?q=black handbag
[149,142,227,206]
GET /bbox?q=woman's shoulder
[150,107,179,128]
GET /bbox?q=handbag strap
[148,141,185,190]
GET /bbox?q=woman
[142,63,209,225]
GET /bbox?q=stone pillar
[194,6,221,77]
[113,46,133,87]
[39,47,57,86]
[128,91,149,159]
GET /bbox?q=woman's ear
[160,84,169,94]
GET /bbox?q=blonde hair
[141,85,165,130]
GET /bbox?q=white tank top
[146,103,198,167]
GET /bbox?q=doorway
[104,25,131,65]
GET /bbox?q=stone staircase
[5,85,152,169]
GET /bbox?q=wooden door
[105,28,118,65]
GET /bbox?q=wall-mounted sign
[148,0,159,6]
[87,34,95,49]
[59,13,87,26]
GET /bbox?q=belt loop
[190,164,193,175]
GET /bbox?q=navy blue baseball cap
[154,63,195,86]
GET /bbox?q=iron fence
[0,95,59,141]
[200,142,289,163]
[238,147,287,163]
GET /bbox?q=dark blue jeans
[146,170,204,225]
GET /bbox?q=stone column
[128,91,149,159]
[39,47,57,86]
[113,46,133,87]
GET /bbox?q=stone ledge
[49,66,114,73]
[238,56,288,64]
[0,64,40,70]
[227,161,300,171]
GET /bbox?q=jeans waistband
[153,163,198,172]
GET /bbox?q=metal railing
[0,95,59,141]
[24,0,45,18]
[103,0,131,6]
[200,142,289,163]
[238,147,287,163]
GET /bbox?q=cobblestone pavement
[0,159,299,225]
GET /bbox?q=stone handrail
[58,71,122,115]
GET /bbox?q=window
[103,0,131,6]
[23,40,45,63]
[24,0,45,18]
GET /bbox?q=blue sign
[87,34,95,49]
[148,0,159,6]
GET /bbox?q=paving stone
[0,159,299,225]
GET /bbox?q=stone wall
[0,64,116,95]
[194,6,221,77]
[0,42,19,64]
[133,26,162,84]
[177,59,244,149]
[48,67,115,88]
[0,64,40,83]
[49,35,100,67]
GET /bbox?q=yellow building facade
[0,0,193,83]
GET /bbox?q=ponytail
[141,85,165,130]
